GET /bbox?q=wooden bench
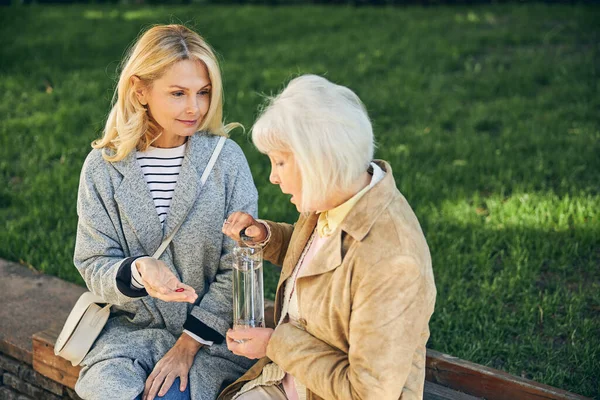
[0,259,591,399]
[33,324,483,400]
[32,303,590,400]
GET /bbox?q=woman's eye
[198,90,210,96]
[172,91,184,97]
[276,162,284,167]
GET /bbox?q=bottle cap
[239,227,252,242]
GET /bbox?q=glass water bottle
[232,229,265,329]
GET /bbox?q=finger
[226,339,243,356]
[226,330,241,350]
[158,373,176,397]
[155,291,197,303]
[244,224,260,237]
[174,283,198,303]
[143,370,158,400]
[222,212,243,237]
[179,374,188,392]
[157,278,196,303]
[227,328,252,341]
[244,224,267,242]
[147,371,167,400]
[145,285,178,302]
[162,284,197,301]
[174,282,196,293]
[145,279,195,303]
[226,331,235,347]
[162,282,192,298]
[222,218,232,233]
[145,284,172,301]
[224,212,255,241]
[232,216,256,241]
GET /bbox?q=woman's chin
[289,195,312,213]
[293,202,314,213]
[290,196,302,212]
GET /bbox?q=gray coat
[73,133,258,400]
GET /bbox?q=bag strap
[151,136,227,259]
[54,137,228,361]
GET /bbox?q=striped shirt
[136,143,186,226]
[133,141,213,346]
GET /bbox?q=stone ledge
[0,386,34,400]
[0,353,64,395]
[0,352,80,400]
[3,372,62,400]
[0,259,85,366]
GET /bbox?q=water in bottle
[232,232,264,330]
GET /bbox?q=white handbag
[54,136,226,366]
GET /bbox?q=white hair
[252,74,375,210]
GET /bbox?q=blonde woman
[74,25,257,400]
[220,75,436,400]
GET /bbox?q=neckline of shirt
[317,162,385,238]
[137,142,187,157]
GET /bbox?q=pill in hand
[175,288,184,293]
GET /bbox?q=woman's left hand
[226,328,274,359]
[143,333,202,400]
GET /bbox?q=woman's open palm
[136,258,198,303]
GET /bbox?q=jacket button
[299,318,307,327]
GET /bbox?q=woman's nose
[269,170,280,185]
[186,98,199,114]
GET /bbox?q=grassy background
[0,3,598,397]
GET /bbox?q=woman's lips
[178,119,197,126]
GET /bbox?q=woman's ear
[130,76,147,106]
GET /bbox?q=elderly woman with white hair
[220,75,436,400]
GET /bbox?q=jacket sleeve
[73,153,143,306]
[184,143,259,342]
[261,220,295,267]
[266,255,434,400]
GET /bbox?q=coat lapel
[297,230,343,279]
[162,136,203,241]
[113,151,163,257]
[284,161,397,280]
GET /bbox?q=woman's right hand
[222,212,268,244]
[136,258,198,303]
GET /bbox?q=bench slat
[424,381,482,400]
[425,350,591,400]
[32,329,81,390]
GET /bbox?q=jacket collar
[279,160,398,282]
[111,132,215,256]
[338,160,398,242]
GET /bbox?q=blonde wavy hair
[93,24,237,161]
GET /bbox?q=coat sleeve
[266,255,434,400]
[185,143,259,341]
[73,152,142,306]
[261,220,295,267]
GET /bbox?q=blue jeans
[135,377,191,400]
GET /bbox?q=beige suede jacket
[220,160,436,400]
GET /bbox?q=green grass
[1,3,598,397]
